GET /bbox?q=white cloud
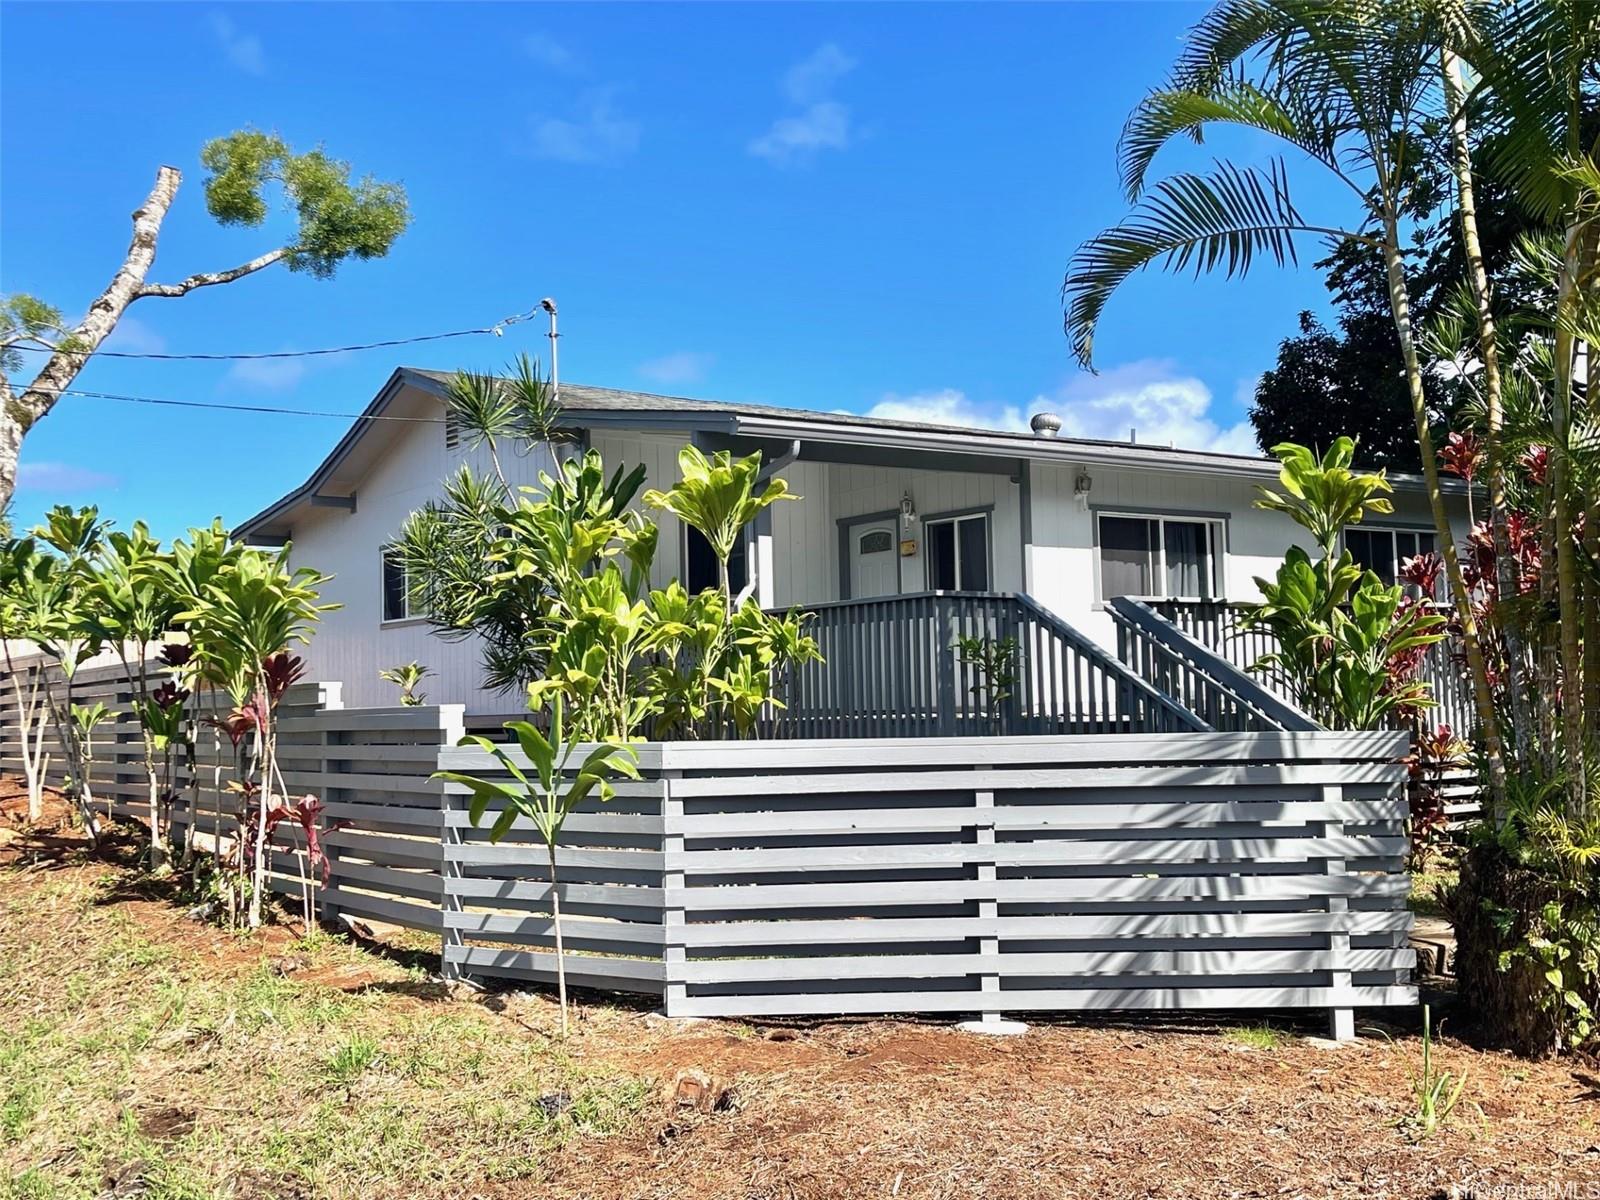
[750,102,853,166]
[855,362,1261,456]
[17,462,119,494]
[750,45,857,167]
[1045,360,1259,455]
[782,43,855,104]
[862,389,1028,434]
[210,13,265,76]
[222,357,307,391]
[637,352,714,386]
[524,33,579,73]
[526,90,639,165]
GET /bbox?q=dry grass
[4,799,1599,1199]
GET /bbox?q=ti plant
[379,661,432,706]
[435,695,639,1036]
[1245,442,1445,730]
[68,701,113,829]
[644,445,797,611]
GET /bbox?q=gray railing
[1144,597,1475,736]
[774,591,1207,738]
[1106,597,1321,733]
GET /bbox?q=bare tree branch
[136,247,289,298]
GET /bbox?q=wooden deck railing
[774,591,1207,738]
[1105,597,1321,733]
[1143,597,1475,735]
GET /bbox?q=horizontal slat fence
[0,657,456,934]
[649,734,1414,1023]
[5,660,1416,1031]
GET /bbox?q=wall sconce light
[1073,469,1093,511]
[900,491,917,530]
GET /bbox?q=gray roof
[235,366,1458,539]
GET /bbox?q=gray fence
[3,663,1415,1032]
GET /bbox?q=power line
[8,307,539,361]
[29,384,446,424]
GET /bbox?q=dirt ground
[3,784,1598,1200]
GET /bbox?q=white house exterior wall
[278,403,1470,714]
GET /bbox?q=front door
[849,520,900,598]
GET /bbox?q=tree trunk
[0,168,183,512]
[1379,230,1509,814]
[547,840,569,1038]
[1442,47,1533,769]
[1549,223,1586,812]
[0,166,288,513]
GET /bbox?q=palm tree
[1452,0,1600,811]
[1062,0,1509,808]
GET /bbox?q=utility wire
[27,384,446,424]
[8,307,538,361]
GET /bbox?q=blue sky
[2,1,1353,538]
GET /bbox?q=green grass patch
[0,867,655,1200]
[1223,1024,1283,1050]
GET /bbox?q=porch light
[900,491,917,529]
[1074,469,1093,510]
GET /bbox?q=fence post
[661,769,686,1017]
[437,707,468,985]
[1322,782,1355,1041]
[960,788,1024,1035]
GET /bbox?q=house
[236,367,1472,715]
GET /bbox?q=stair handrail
[1011,593,1211,733]
[1105,596,1322,732]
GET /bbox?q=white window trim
[380,546,418,625]
[1342,524,1438,592]
[923,511,991,592]
[1094,510,1227,602]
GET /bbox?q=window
[1096,512,1224,600]
[684,526,749,595]
[925,513,990,591]
[858,529,893,555]
[381,547,414,622]
[1345,526,1436,590]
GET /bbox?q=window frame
[922,509,993,592]
[1341,523,1438,594]
[682,523,750,597]
[1092,509,1228,603]
[380,545,419,624]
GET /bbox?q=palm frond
[1064,158,1319,368]
[1119,79,1340,201]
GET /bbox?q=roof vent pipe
[1129,427,1137,444]
[1029,412,1062,438]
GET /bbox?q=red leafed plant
[261,652,307,704]
[1407,724,1468,869]
[261,792,336,929]
[1438,431,1483,483]
[1520,444,1549,486]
